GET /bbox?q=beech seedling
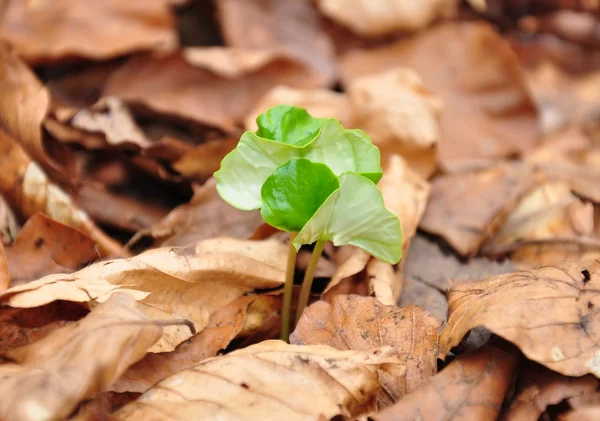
[214,105,402,341]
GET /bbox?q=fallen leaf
[0,241,8,292]
[216,0,335,87]
[104,48,331,133]
[419,163,541,256]
[373,343,519,421]
[347,69,443,178]
[399,275,448,322]
[113,340,401,420]
[173,137,239,182]
[322,247,371,299]
[126,179,263,251]
[0,293,161,421]
[315,0,457,37]
[501,363,599,421]
[341,22,540,169]
[291,295,440,406]
[1,237,287,351]
[5,213,99,286]
[0,0,177,63]
[0,193,19,244]
[439,260,600,377]
[245,85,353,131]
[559,407,600,421]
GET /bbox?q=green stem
[295,240,326,325]
[280,233,298,342]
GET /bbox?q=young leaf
[261,159,340,232]
[294,173,402,264]
[215,117,382,210]
[256,104,325,146]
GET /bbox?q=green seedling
[214,105,402,341]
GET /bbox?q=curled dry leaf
[373,343,519,421]
[5,213,99,286]
[127,178,263,251]
[244,85,353,132]
[0,293,161,421]
[104,47,332,133]
[216,0,335,87]
[316,0,456,37]
[0,130,121,256]
[114,340,401,421]
[501,364,599,421]
[291,295,440,406]
[341,22,540,169]
[0,0,177,63]
[420,163,541,256]
[0,237,287,352]
[440,260,600,377]
[348,68,442,179]
[173,137,239,181]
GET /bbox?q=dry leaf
[0,0,177,63]
[0,293,161,421]
[0,237,287,351]
[104,48,331,133]
[399,275,448,322]
[341,22,540,169]
[373,343,519,421]
[0,193,19,244]
[245,85,353,131]
[0,241,8,292]
[347,68,442,178]
[440,260,600,377]
[291,295,440,406]
[322,247,371,299]
[501,363,599,420]
[173,138,239,182]
[419,163,541,256]
[216,0,335,87]
[559,407,600,421]
[127,178,263,251]
[315,0,457,37]
[113,340,401,421]
[5,213,99,286]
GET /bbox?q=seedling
[214,105,402,341]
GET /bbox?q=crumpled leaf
[0,238,287,352]
[5,213,99,286]
[341,22,540,169]
[295,172,402,264]
[104,48,332,133]
[0,0,177,63]
[439,260,600,377]
[291,295,440,406]
[0,293,161,421]
[501,363,599,420]
[126,178,263,252]
[315,0,457,37]
[348,68,443,178]
[373,343,519,421]
[113,340,402,421]
[245,86,354,131]
[215,112,382,211]
[419,163,542,256]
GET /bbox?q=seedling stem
[296,240,327,324]
[280,233,298,341]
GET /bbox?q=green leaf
[214,118,382,210]
[256,105,325,147]
[261,159,340,232]
[293,173,402,264]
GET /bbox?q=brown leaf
[0,241,8,292]
[126,178,263,251]
[291,295,440,406]
[0,193,19,244]
[0,293,161,421]
[559,407,600,421]
[439,260,600,377]
[0,237,287,351]
[399,275,448,322]
[348,69,442,178]
[5,213,99,286]
[373,343,519,421]
[315,0,457,37]
[173,137,239,182]
[216,0,335,87]
[0,0,177,63]
[113,341,402,421]
[245,85,353,131]
[501,363,599,421]
[104,48,331,133]
[341,22,540,169]
[419,163,541,256]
